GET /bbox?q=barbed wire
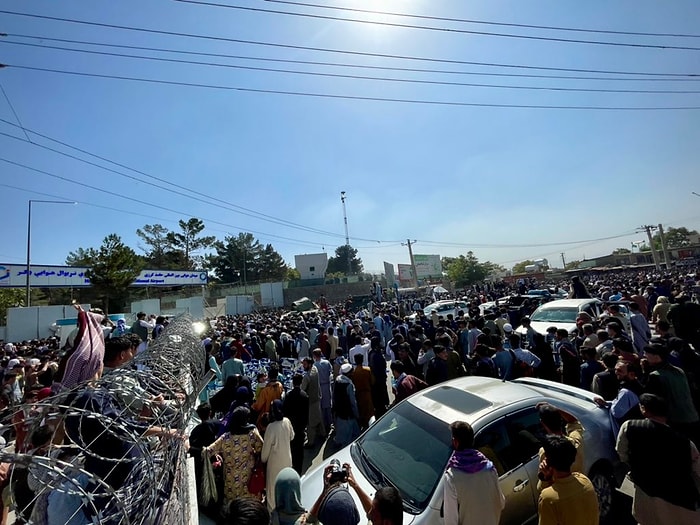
[0,314,206,524]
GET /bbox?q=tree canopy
[326,245,363,276]
[0,289,24,324]
[443,251,500,287]
[654,226,698,249]
[68,234,144,312]
[512,260,535,274]
[208,232,289,283]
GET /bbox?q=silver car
[408,300,470,322]
[301,377,621,524]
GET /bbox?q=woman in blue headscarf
[261,399,295,512]
[271,467,308,525]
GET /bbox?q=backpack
[508,349,534,379]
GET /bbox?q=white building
[294,253,328,280]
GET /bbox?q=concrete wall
[225,296,254,315]
[260,282,284,308]
[130,299,161,317]
[175,297,204,319]
[7,304,90,342]
[283,281,371,307]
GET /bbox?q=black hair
[373,487,403,525]
[196,403,211,421]
[639,393,668,418]
[30,425,54,449]
[292,373,303,387]
[612,338,634,355]
[268,364,279,381]
[538,405,563,433]
[390,360,405,374]
[354,353,364,365]
[217,498,269,525]
[104,336,133,365]
[450,421,475,450]
[542,435,577,472]
[602,353,619,368]
[508,333,521,348]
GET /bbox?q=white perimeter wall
[7,304,90,342]
[260,282,284,308]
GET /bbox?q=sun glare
[349,0,420,39]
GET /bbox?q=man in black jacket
[616,393,700,524]
[282,374,309,474]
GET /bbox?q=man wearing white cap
[333,363,360,447]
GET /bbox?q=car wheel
[589,466,614,522]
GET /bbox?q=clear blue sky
[1,0,699,274]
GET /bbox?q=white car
[408,300,469,321]
[518,298,605,336]
[301,377,621,525]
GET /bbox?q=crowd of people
[0,265,698,524]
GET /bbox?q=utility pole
[340,191,351,275]
[560,252,566,269]
[243,247,247,295]
[640,225,661,271]
[403,239,419,288]
[657,224,672,269]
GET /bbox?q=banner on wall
[0,264,208,287]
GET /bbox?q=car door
[475,409,545,524]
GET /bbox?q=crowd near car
[301,377,621,525]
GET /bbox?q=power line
[0,158,347,248]
[0,181,339,250]
[0,127,349,240]
[2,12,697,77]
[7,36,700,82]
[174,0,700,52]
[0,81,31,142]
[0,116,392,244]
[5,40,700,94]
[265,0,700,39]
[6,64,700,110]
[414,231,638,249]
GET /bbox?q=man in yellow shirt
[538,435,599,525]
[537,403,585,491]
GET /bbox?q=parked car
[300,376,621,525]
[516,298,606,336]
[409,300,469,321]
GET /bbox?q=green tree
[258,244,289,281]
[512,260,535,274]
[65,247,98,266]
[209,233,260,283]
[444,251,488,287]
[653,226,698,249]
[0,289,24,324]
[70,234,144,313]
[208,233,287,283]
[326,245,363,275]
[136,223,184,269]
[565,260,581,271]
[286,267,301,280]
[166,218,216,270]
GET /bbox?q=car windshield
[530,307,578,323]
[353,402,452,512]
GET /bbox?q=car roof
[407,376,541,424]
[535,298,600,308]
